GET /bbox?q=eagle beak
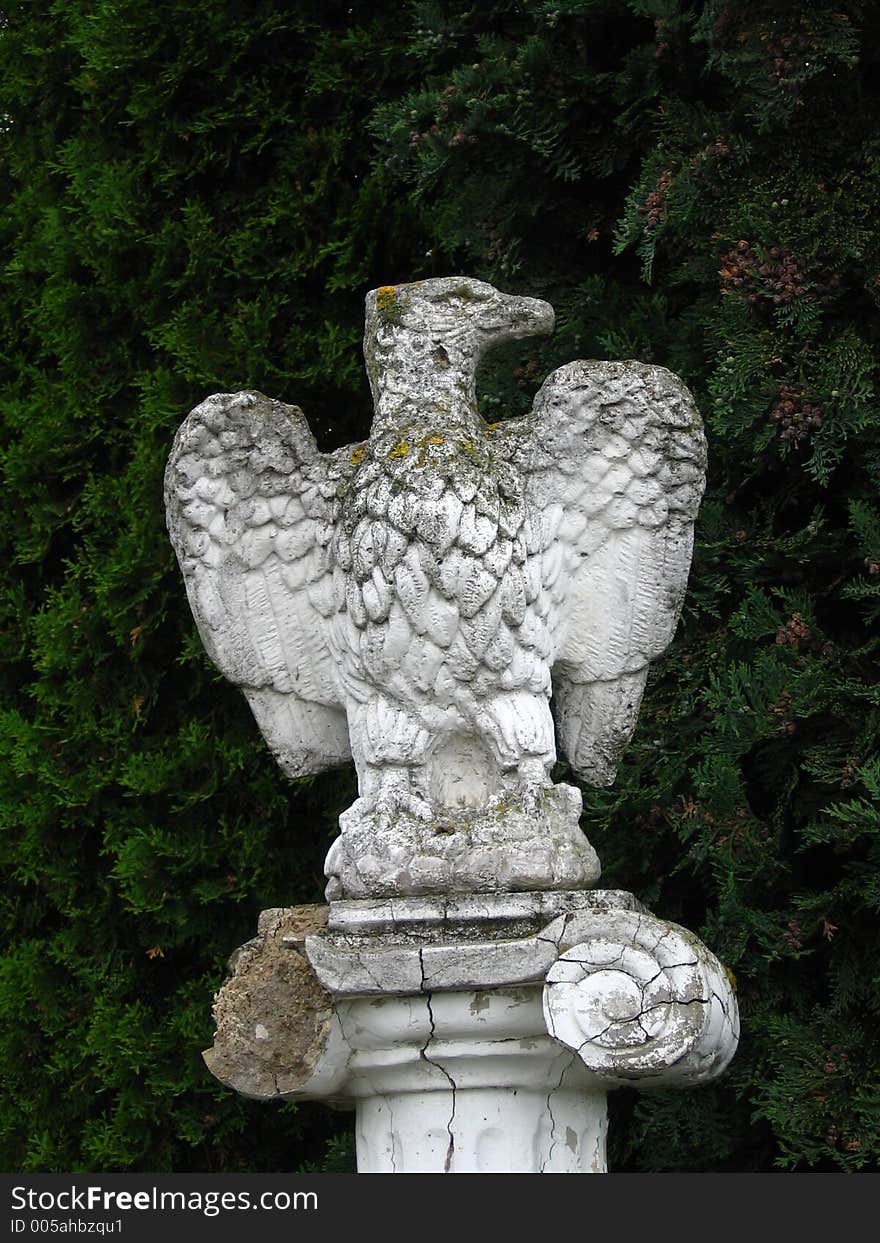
[482,292,555,345]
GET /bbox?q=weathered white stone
[324,782,600,900]
[543,908,739,1086]
[202,892,738,1171]
[324,888,639,934]
[341,989,607,1173]
[166,277,706,899]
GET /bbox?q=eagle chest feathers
[332,429,551,717]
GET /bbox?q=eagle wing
[164,390,352,777]
[496,361,706,785]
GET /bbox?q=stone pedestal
[204,891,739,1173]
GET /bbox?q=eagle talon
[502,759,553,814]
[351,784,434,830]
[519,782,552,815]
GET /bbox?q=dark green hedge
[2,0,878,1172]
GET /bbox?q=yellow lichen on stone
[427,436,445,445]
[376,286,396,312]
[388,441,410,459]
[350,446,366,466]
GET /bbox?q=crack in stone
[345,950,389,993]
[537,912,571,953]
[550,956,701,1001]
[576,1022,617,1053]
[418,948,457,1173]
[652,926,679,953]
[553,953,610,968]
[387,1095,398,1173]
[641,959,699,984]
[541,1051,577,1173]
[570,993,711,1052]
[334,1003,355,1049]
[331,1006,358,1089]
[328,1004,380,1167]
[711,988,736,1025]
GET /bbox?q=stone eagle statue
[165,278,706,897]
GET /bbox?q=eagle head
[364,277,554,425]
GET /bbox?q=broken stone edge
[202,905,348,1102]
[202,891,738,1103]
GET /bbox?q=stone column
[204,891,738,1173]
